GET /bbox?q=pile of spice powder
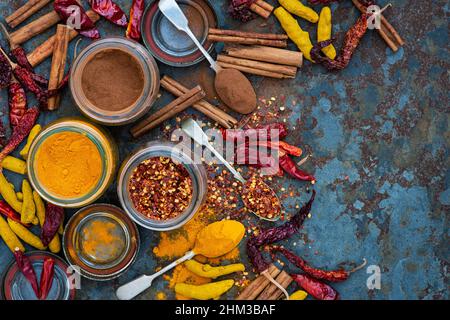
[128,156,192,220]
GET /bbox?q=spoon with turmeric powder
[158,0,257,114]
[116,220,245,300]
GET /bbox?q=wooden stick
[255,0,274,12]
[27,10,100,67]
[48,24,69,110]
[208,35,287,48]
[217,55,297,77]
[257,271,292,300]
[250,3,271,19]
[131,86,206,138]
[352,0,403,51]
[5,0,52,29]
[209,28,288,40]
[160,76,238,129]
[218,61,293,79]
[224,45,303,67]
[237,264,281,300]
[10,10,61,45]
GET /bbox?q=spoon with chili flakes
[181,119,282,221]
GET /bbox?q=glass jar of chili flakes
[117,141,207,231]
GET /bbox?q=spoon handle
[185,28,219,72]
[115,251,196,300]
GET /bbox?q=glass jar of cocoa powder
[70,37,160,126]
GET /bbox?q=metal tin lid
[63,204,139,281]
[1,251,75,300]
[142,0,217,67]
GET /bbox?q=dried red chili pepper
[39,257,55,300]
[272,247,350,282]
[8,78,27,128]
[89,0,128,27]
[41,203,64,247]
[0,107,39,167]
[222,123,288,142]
[279,141,302,157]
[291,273,339,300]
[13,65,48,108]
[54,0,100,39]
[0,200,29,226]
[0,49,12,89]
[247,190,316,273]
[126,0,144,40]
[11,46,33,71]
[279,153,315,183]
[311,13,370,71]
[14,249,39,298]
[228,0,256,22]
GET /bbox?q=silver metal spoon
[181,118,281,221]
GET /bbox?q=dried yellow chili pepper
[20,180,36,224]
[185,260,245,279]
[174,280,235,300]
[318,7,337,59]
[0,172,22,213]
[279,0,318,23]
[7,218,46,250]
[290,290,308,300]
[274,7,314,62]
[33,191,60,253]
[19,124,41,159]
[0,215,24,252]
[1,156,27,175]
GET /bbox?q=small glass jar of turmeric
[27,118,118,208]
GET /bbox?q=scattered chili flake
[242,176,281,220]
[128,157,193,220]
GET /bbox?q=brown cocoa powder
[214,68,256,114]
[81,49,144,112]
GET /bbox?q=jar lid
[63,204,139,281]
[1,251,75,300]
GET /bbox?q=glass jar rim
[117,141,208,231]
[70,37,160,126]
[27,119,114,208]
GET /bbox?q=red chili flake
[128,157,193,220]
[242,176,281,220]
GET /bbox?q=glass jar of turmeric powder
[27,118,118,208]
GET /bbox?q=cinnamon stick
[217,54,297,78]
[237,264,281,300]
[27,10,100,67]
[209,28,288,40]
[10,10,61,45]
[250,2,271,19]
[48,24,70,110]
[208,34,287,48]
[218,61,292,79]
[160,76,238,129]
[352,0,403,51]
[5,0,52,29]
[131,86,206,138]
[224,45,303,67]
[256,271,292,300]
[255,0,274,12]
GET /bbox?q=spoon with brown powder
[158,0,257,114]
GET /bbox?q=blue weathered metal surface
[0,0,448,300]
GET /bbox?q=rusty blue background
[0,0,448,300]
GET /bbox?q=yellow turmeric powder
[80,219,125,263]
[194,220,245,258]
[34,131,102,198]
